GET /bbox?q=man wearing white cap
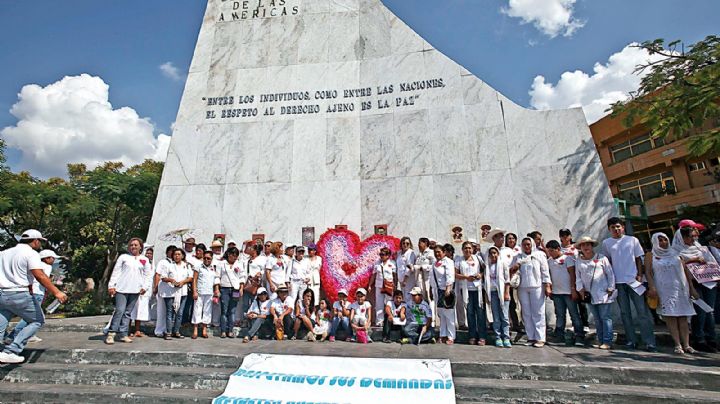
[6,249,59,343]
[0,230,67,364]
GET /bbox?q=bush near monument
[0,140,163,313]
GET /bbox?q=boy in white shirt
[601,217,656,351]
[382,290,406,343]
[546,240,584,345]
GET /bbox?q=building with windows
[590,114,720,247]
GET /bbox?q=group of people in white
[1,214,716,365]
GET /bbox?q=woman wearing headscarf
[396,237,417,303]
[672,226,719,353]
[646,233,698,354]
[509,237,551,348]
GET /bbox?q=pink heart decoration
[317,229,400,303]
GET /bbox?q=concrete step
[0,382,219,403]
[23,348,241,369]
[0,362,233,391]
[454,377,720,403]
[18,348,720,393]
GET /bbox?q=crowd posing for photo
[1,215,718,365]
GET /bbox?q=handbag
[581,261,597,304]
[433,262,456,309]
[381,279,394,296]
[244,261,259,295]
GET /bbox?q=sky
[0,0,717,177]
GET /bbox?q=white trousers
[374,288,391,325]
[518,287,546,342]
[154,295,166,336]
[192,295,214,325]
[438,308,457,340]
[290,281,308,303]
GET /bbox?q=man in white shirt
[288,247,310,304]
[7,249,58,344]
[0,230,67,364]
[601,217,656,351]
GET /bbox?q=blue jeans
[552,294,584,338]
[329,316,352,338]
[109,292,138,338]
[241,292,255,324]
[616,283,656,346]
[490,291,510,340]
[467,290,488,339]
[8,292,45,340]
[691,283,717,344]
[219,287,237,334]
[0,290,45,355]
[590,303,613,345]
[164,296,187,335]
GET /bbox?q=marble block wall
[146,0,616,248]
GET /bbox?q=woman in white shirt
[192,250,220,339]
[265,242,288,297]
[456,241,487,345]
[218,247,246,338]
[646,232,698,354]
[575,236,616,349]
[510,237,551,348]
[433,244,456,344]
[106,238,152,344]
[307,245,322,306]
[369,247,397,326]
[158,248,193,340]
[396,237,418,303]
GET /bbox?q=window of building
[688,161,707,172]
[618,171,676,203]
[709,157,719,167]
[630,220,673,250]
[610,133,666,163]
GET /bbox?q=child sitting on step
[350,288,373,343]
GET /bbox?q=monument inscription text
[218,0,300,22]
[202,77,447,120]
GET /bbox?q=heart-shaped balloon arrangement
[317,229,400,303]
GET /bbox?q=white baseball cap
[20,229,46,241]
[410,287,423,296]
[468,238,478,244]
[227,239,237,246]
[337,289,348,297]
[39,250,61,260]
[356,288,367,296]
[257,287,268,295]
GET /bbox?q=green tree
[611,35,720,157]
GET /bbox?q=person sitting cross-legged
[382,290,407,343]
[401,287,435,344]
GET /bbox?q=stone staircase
[1,317,719,403]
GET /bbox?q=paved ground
[22,316,720,371]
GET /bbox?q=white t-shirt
[158,262,193,298]
[548,255,572,295]
[33,262,54,295]
[374,260,396,288]
[109,253,152,294]
[561,244,578,267]
[332,300,351,316]
[289,258,310,282]
[601,235,644,284]
[271,295,294,316]
[307,256,322,284]
[265,255,288,287]
[488,263,498,292]
[350,300,372,321]
[194,264,220,295]
[185,252,201,268]
[219,260,247,289]
[457,255,482,291]
[385,300,406,320]
[248,299,273,316]
[0,244,43,289]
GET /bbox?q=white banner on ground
[213,353,455,404]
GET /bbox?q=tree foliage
[0,147,163,302]
[611,35,720,157]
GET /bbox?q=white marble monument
[147,0,615,247]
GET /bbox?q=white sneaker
[27,336,42,343]
[0,351,25,364]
